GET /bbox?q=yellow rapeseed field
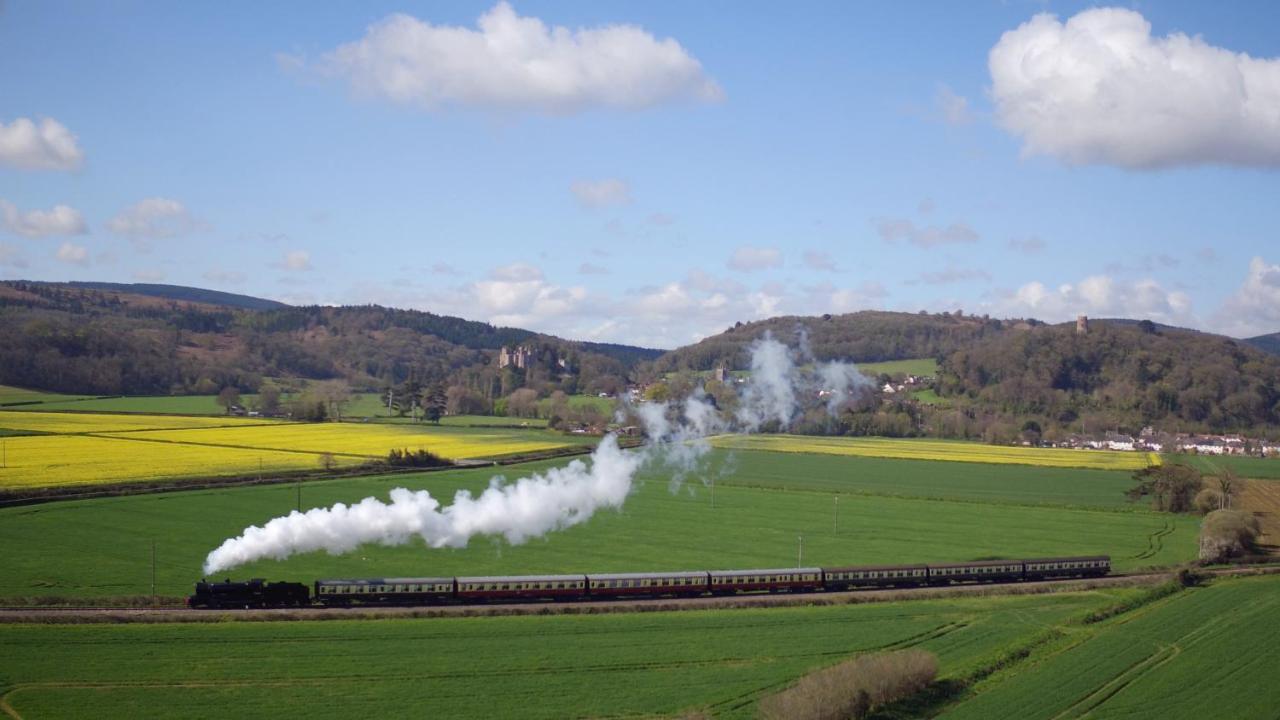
[710,434,1158,471]
[0,410,280,434]
[99,423,574,461]
[0,435,348,490]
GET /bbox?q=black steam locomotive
[188,556,1110,609]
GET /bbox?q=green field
[0,385,96,406]
[0,589,1127,719]
[856,357,939,377]
[1170,452,1280,480]
[0,449,1195,600]
[942,574,1280,719]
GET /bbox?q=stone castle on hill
[497,345,535,370]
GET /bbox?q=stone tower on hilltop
[1076,315,1089,335]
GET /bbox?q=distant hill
[647,312,1280,438]
[64,281,288,311]
[1247,332,1280,356]
[0,280,660,400]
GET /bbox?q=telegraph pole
[797,535,804,568]
[296,478,302,513]
[150,539,157,603]
[833,496,839,533]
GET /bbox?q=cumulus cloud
[1008,236,1046,254]
[913,267,992,285]
[935,84,973,125]
[0,117,84,171]
[877,218,979,247]
[0,243,29,269]
[55,241,89,266]
[803,250,838,272]
[279,250,312,271]
[995,274,1193,326]
[727,246,782,272]
[570,179,631,208]
[989,7,1280,169]
[203,269,246,286]
[0,200,87,238]
[1214,257,1280,337]
[317,2,723,113]
[108,198,203,246]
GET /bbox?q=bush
[386,448,451,468]
[758,649,937,720]
[1193,488,1224,514]
[1199,509,1261,562]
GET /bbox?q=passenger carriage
[823,564,928,590]
[314,577,454,605]
[587,571,710,598]
[455,574,588,602]
[927,560,1023,585]
[709,568,823,595]
[1022,556,1111,580]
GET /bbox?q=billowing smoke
[202,332,869,575]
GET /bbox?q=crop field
[712,434,1158,471]
[0,590,1128,719]
[942,574,1280,719]
[0,410,278,434]
[0,449,1195,600]
[99,423,586,461]
[0,434,355,490]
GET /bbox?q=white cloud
[280,250,313,271]
[0,200,87,238]
[318,2,723,113]
[55,242,89,266]
[1008,236,1046,254]
[0,117,84,171]
[203,269,246,286]
[995,274,1193,326]
[990,7,1280,169]
[1214,257,1280,337]
[802,250,838,272]
[0,243,29,269]
[570,179,631,208]
[935,84,972,125]
[877,218,979,248]
[727,246,782,272]
[108,198,203,246]
[578,261,609,275]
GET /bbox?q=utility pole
[797,535,804,568]
[258,457,263,482]
[296,479,302,513]
[150,539,157,603]
[833,495,839,533]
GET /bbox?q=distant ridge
[64,282,289,311]
[1247,332,1280,356]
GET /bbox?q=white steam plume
[202,332,871,575]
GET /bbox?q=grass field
[1170,452,1280,480]
[0,448,1195,599]
[856,357,939,377]
[0,385,95,406]
[0,589,1128,719]
[942,574,1280,719]
[712,434,1157,471]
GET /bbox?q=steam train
[188,556,1110,609]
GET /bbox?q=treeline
[0,281,658,398]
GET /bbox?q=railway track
[4,566,1276,623]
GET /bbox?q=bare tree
[216,386,241,415]
[1215,468,1240,510]
[315,380,352,422]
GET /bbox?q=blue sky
[2,1,1279,348]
